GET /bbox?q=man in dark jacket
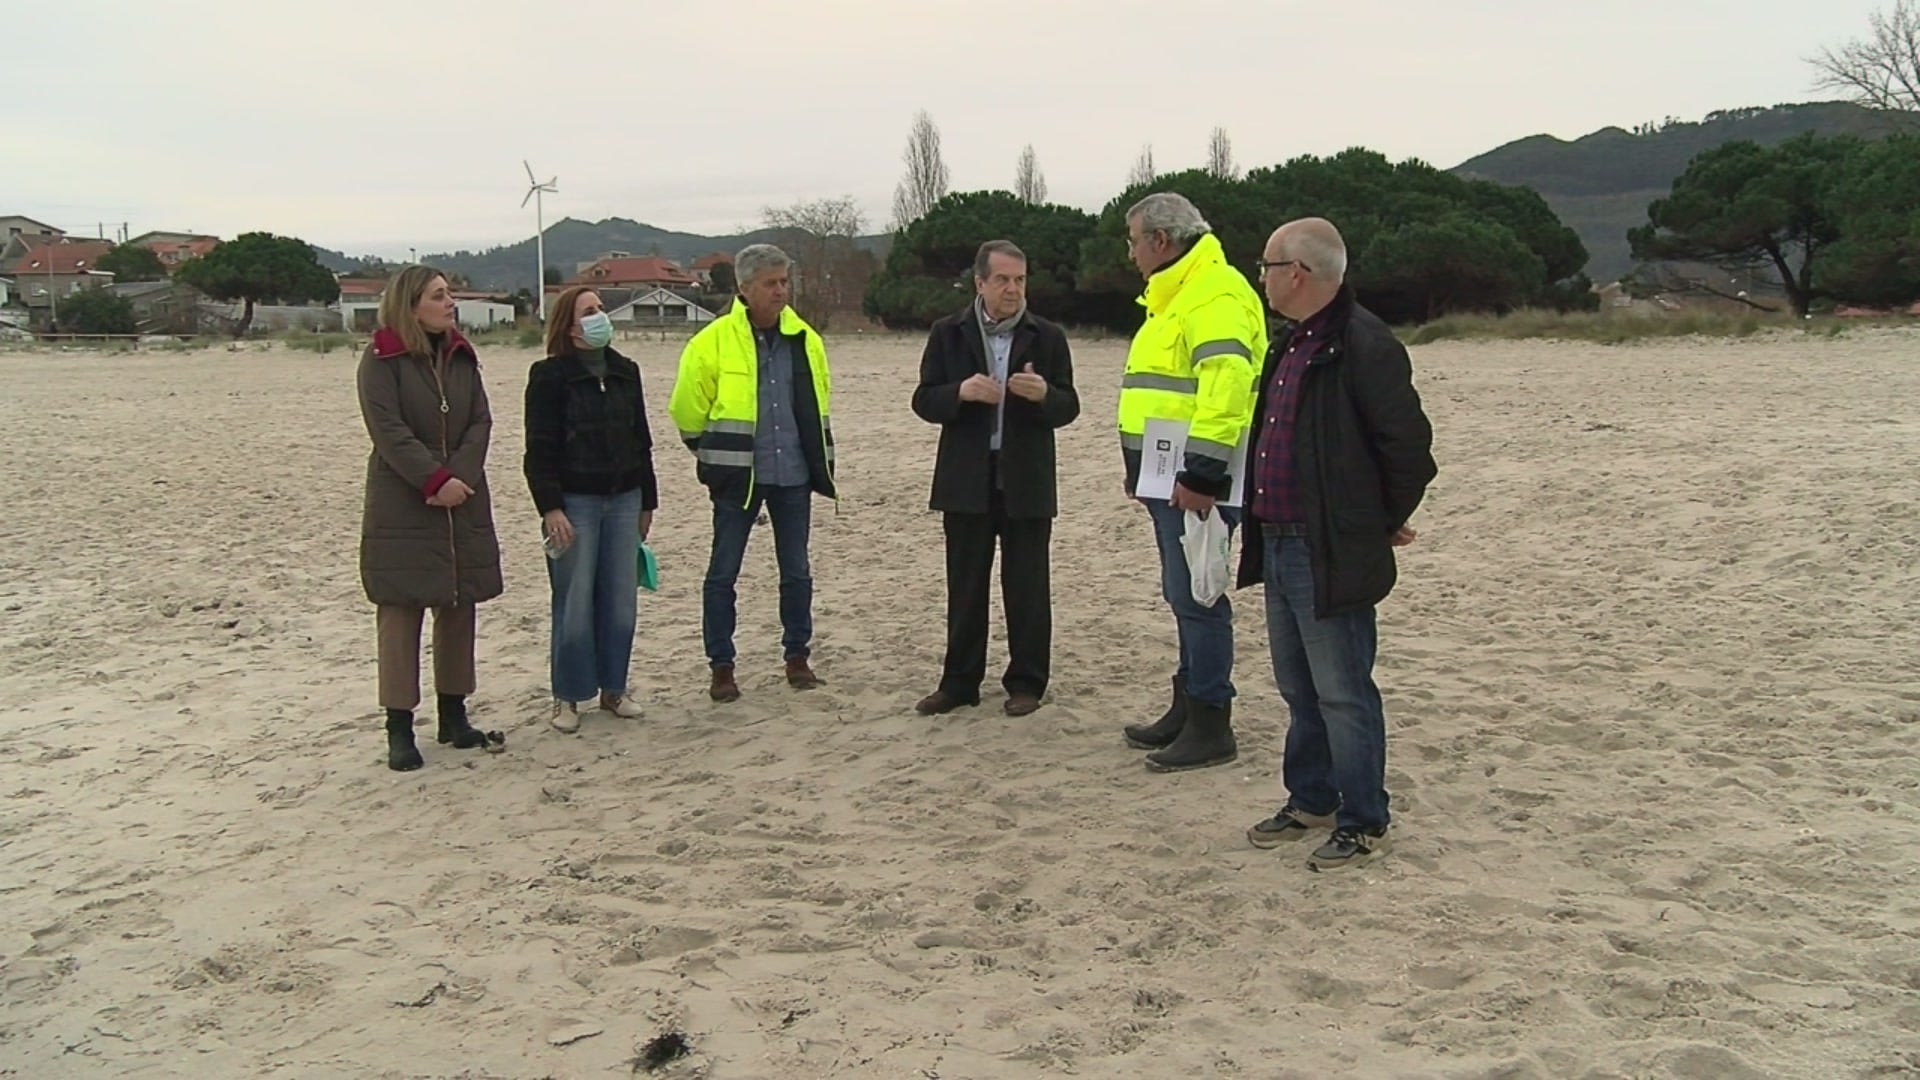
[1239,218,1437,873]
[910,240,1080,716]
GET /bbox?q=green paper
[637,541,659,592]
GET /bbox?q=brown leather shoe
[785,658,822,690]
[915,689,978,715]
[1004,693,1042,717]
[709,665,740,703]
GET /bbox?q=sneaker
[599,694,644,719]
[1306,826,1392,873]
[1246,805,1338,849]
[549,700,581,734]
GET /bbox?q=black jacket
[523,346,659,516]
[910,305,1079,518]
[1236,287,1436,616]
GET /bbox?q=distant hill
[316,218,891,291]
[1450,101,1917,282]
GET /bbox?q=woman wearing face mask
[357,265,506,772]
[523,286,659,733]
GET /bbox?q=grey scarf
[974,296,1025,351]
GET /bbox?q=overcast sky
[1,0,1886,258]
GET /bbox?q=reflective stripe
[697,449,755,467]
[1191,339,1252,363]
[1186,436,1235,461]
[707,419,755,435]
[1120,433,1144,451]
[1120,373,1198,393]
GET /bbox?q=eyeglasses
[1257,259,1311,276]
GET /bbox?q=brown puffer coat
[356,327,504,608]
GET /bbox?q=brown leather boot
[785,658,822,690]
[709,665,741,702]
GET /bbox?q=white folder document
[1133,419,1250,507]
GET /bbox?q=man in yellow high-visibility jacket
[1115,192,1266,773]
[668,243,837,703]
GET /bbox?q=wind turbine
[521,160,558,321]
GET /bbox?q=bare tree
[1015,144,1048,204]
[891,109,951,230]
[1812,0,1920,110]
[1206,126,1239,179]
[761,195,875,328]
[1128,144,1156,188]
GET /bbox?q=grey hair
[1126,192,1211,243]
[973,239,1027,280]
[1277,221,1349,283]
[734,243,791,288]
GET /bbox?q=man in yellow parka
[668,243,836,703]
[1114,192,1265,773]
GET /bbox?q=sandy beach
[1,327,1917,1079]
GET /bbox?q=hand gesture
[1007,362,1048,403]
[959,373,1002,404]
[543,509,575,553]
[428,478,474,508]
[1390,525,1418,547]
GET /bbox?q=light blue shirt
[752,325,810,488]
[985,326,1014,451]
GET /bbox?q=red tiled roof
[147,237,221,265]
[570,256,698,287]
[14,241,114,276]
[337,277,386,298]
[692,253,732,271]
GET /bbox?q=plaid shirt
[1249,308,1333,524]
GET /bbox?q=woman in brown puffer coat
[355,265,506,771]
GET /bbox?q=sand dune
[1,328,1917,1078]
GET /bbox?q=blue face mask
[578,311,613,349]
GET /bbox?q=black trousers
[940,484,1052,699]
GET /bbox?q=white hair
[1126,192,1211,243]
[1279,224,1348,283]
[734,243,791,287]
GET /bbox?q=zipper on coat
[429,351,460,604]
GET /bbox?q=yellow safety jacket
[1117,232,1265,499]
[668,301,837,506]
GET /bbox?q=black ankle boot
[386,710,423,772]
[435,694,504,752]
[1145,699,1237,772]
[1123,676,1188,749]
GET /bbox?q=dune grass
[1399,308,1797,346]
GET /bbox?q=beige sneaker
[599,693,644,719]
[549,700,581,733]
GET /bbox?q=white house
[607,287,716,326]
[334,277,385,332]
[454,299,514,331]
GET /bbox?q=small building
[455,298,514,331]
[691,252,733,287]
[108,280,205,334]
[0,216,64,264]
[335,277,385,332]
[569,253,700,290]
[12,241,116,309]
[606,287,716,327]
[0,276,13,307]
[126,230,221,272]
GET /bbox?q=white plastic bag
[1180,509,1232,607]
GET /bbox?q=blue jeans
[546,488,644,701]
[1263,534,1389,830]
[1144,498,1239,707]
[703,484,813,667]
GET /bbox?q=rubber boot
[1145,699,1237,772]
[386,710,423,772]
[435,693,487,749]
[1123,676,1188,750]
